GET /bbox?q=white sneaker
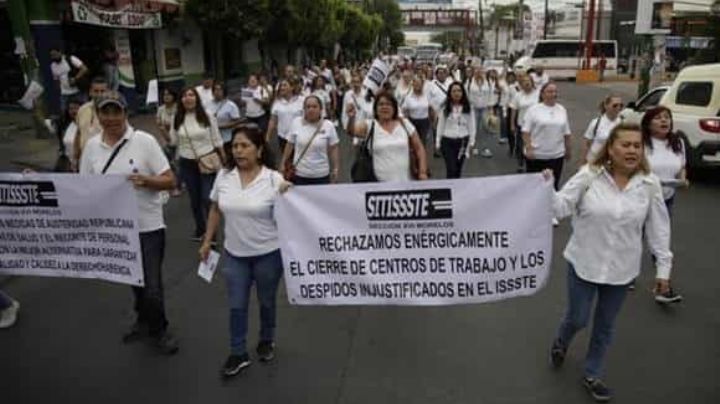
[472,148,479,156]
[481,148,493,158]
[0,300,20,328]
[552,218,559,227]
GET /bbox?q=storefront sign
[276,175,553,306]
[71,1,162,29]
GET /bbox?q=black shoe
[655,288,683,304]
[550,339,566,369]
[583,377,613,402]
[256,341,276,362]
[222,354,251,377]
[121,323,149,344]
[433,151,441,158]
[151,332,179,355]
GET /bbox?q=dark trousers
[293,175,330,185]
[507,109,517,156]
[440,137,469,179]
[133,229,168,337]
[249,114,269,135]
[526,157,564,190]
[179,157,215,236]
[409,118,432,151]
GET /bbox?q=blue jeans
[473,107,488,150]
[179,157,215,236]
[0,289,12,309]
[556,263,629,378]
[222,249,283,355]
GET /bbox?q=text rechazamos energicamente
[318,231,510,252]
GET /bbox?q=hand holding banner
[276,175,553,306]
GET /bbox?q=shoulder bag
[351,121,378,183]
[183,124,222,174]
[283,122,323,181]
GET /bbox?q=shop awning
[69,1,180,29]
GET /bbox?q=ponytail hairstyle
[598,93,622,114]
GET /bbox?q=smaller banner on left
[0,174,144,286]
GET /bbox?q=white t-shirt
[394,82,413,106]
[62,122,78,159]
[583,114,621,161]
[531,72,550,87]
[287,118,339,178]
[369,119,415,182]
[522,103,571,160]
[51,55,84,95]
[195,85,214,111]
[510,89,539,125]
[208,98,241,143]
[241,86,266,118]
[465,78,489,109]
[312,89,332,119]
[210,167,283,257]
[401,92,431,120]
[427,80,450,112]
[171,113,223,160]
[646,137,686,200]
[79,127,170,233]
[271,96,305,139]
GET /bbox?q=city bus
[397,46,416,60]
[414,42,443,65]
[515,39,618,80]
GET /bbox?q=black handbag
[350,121,378,183]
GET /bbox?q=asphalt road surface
[1,82,719,403]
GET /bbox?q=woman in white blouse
[546,123,674,402]
[465,67,492,157]
[280,95,340,185]
[401,75,435,153]
[199,125,289,378]
[436,82,476,178]
[172,87,225,241]
[521,82,572,190]
[509,74,539,171]
[642,106,686,303]
[155,88,182,196]
[342,73,373,146]
[580,94,623,164]
[347,92,429,182]
[266,78,304,153]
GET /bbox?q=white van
[513,40,618,80]
[621,63,720,169]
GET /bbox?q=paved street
[1,82,719,403]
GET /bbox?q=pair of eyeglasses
[612,103,624,108]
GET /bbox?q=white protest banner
[71,1,162,30]
[0,173,144,286]
[276,174,553,306]
[363,58,391,96]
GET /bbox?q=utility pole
[543,0,549,39]
[584,0,597,69]
[478,0,485,55]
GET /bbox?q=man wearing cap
[79,91,179,355]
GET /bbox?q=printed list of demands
[0,207,140,278]
[287,228,546,303]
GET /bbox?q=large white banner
[276,175,553,306]
[0,174,144,286]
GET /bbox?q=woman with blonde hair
[545,123,674,402]
[580,94,624,164]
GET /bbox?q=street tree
[185,0,269,79]
[362,0,404,51]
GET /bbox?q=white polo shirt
[210,167,283,257]
[271,96,305,139]
[401,92,431,120]
[287,118,339,178]
[522,103,571,160]
[79,126,170,233]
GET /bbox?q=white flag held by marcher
[276,175,553,306]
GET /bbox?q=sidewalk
[0,109,159,172]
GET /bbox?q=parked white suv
[621,63,720,169]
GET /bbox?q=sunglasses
[611,103,624,108]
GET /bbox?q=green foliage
[362,0,404,51]
[185,0,269,38]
